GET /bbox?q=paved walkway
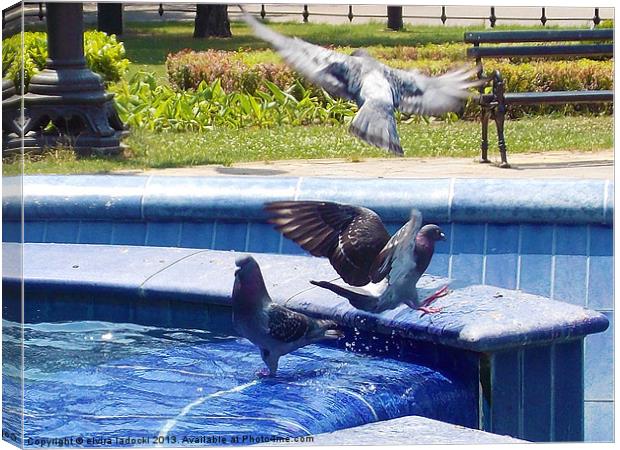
[135,150,614,179]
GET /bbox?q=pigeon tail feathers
[350,100,403,156]
[311,280,379,312]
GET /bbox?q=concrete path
[134,150,614,180]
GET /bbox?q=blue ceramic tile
[603,179,613,226]
[427,253,449,278]
[519,255,552,297]
[246,223,282,253]
[92,297,134,324]
[179,221,215,249]
[22,175,148,220]
[584,401,614,442]
[555,225,588,255]
[133,298,172,328]
[584,312,613,401]
[143,176,299,222]
[553,255,587,305]
[486,224,519,254]
[145,222,182,247]
[212,221,248,251]
[451,254,483,285]
[451,223,485,254]
[553,340,584,441]
[24,222,46,243]
[588,256,613,309]
[451,179,607,225]
[24,292,50,323]
[485,224,519,288]
[2,221,21,243]
[111,222,147,246]
[204,304,234,335]
[44,221,80,244]
[589,225,612,257]
[280,237,307,255]
[53,292,94,321]
[77,221,114,245]
[490,350,521,437]
[485,254,518,289]
[434,223,451,254]
[296,178,451,223]
[522,346,551,441]
[169,301,210,330]
[520,224,553,255]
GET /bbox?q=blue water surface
[2,320,475,447]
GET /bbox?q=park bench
[464,28,614,168]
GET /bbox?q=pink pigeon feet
[256,368,274,378]
[418,285,450,316]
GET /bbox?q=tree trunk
[387,6,403,31]
[194,4,232,38]
[97,3,123,36]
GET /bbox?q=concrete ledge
[3,175,613,225]
[3,243,608,352]
[308,415,525,445]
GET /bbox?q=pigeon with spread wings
[265,201,449,313]
[241,8,481,155]
[232,255,343,377]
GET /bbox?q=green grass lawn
[120,19,580,81]
[4,115,612,176]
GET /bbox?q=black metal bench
[464,29,614,168]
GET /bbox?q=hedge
[166,46,613,118]
[2,31,130,88]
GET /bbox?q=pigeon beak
[439,232,447,241]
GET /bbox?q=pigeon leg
[258,349,279,377]
[420,285,450,307]
[418,305,443,316]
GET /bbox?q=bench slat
[467,44,613,59]
[464,29,613,44]
[504,90,613,105]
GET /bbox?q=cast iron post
[16,2,124,155]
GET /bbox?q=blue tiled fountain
[2,174,614,444]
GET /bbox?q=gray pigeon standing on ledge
[265,201,449,314]
[232,255,343,377]
[241,8,481,155]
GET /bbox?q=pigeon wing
[391,66,481,116]
[265,200,391,286]
[242,11,362,100]
[267,304,309,343]
[369,209,423,283]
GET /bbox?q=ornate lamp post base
[22,67,124,156]
[3,2,125,156]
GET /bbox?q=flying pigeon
[265,201,449,314]
[232,255,343,377]
[241,8,481,155]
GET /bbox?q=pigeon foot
[421,284,450,307]
[418,305,443,316]
[256,368,275,378]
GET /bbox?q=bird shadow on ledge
[496,159,613,171]
[215,167,289,176]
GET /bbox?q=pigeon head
[233,255,269,307]
[418,224,446,242]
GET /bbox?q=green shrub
[165,45,612,119]
[111,71,355,132]
[166,49,295,94]
[2,31,129,88]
